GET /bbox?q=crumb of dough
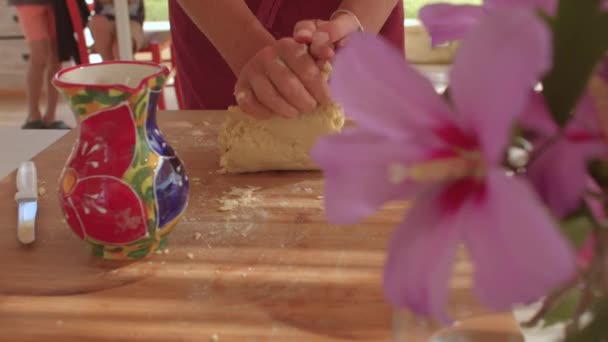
[218,186,260,211]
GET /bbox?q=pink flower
[419,0,556,46]
[521,94,607,217]
[312,10,576,320]
[578,179,604,268]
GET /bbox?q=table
[0,111,521,341]
[0,128,68,179]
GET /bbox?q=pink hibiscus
[419,0,556,46]
[521,94,607,218]
[312,10,576,320]
[421,0,608,47]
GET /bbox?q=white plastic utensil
[15,161,38,244]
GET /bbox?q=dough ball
[218,103,345,173]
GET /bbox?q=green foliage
[559,211,594,249]
[144,0,169,22]
[405,0,482,18]
[542,0,608,126]
[543,287,582,327]
[564,298,608,342]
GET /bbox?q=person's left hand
[234,38,332,119]
[293,12,362,62]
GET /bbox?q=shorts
[125,19,145,51]
[95,15,145,51]
[15,5,56,42]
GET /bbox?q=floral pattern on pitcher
[54,62,188,260]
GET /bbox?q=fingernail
[295,44,309,57]
[274,57,287,68]
[296,29,313,39]
[308,99,319,111]
[312,32,329,45]
[235,91,247,102]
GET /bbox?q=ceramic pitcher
[53,61,189,260]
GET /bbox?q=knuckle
[301,66,321,83]
[280,76,301,99]
[256,46,275,62]
[277,37,293,46]
[276,37,297,53]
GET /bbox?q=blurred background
[0,0,479,128]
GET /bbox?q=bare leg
[89,15,115,61]
[25,40,49,123]
[111,38,138,59]
[112,20,143,59]
[43,39,60,125]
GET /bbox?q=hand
[293,12,363,61]
[234,38,331,119]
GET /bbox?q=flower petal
[568,94,601,135]
[419,4,485,46]
[484,0,557,15]
[312,128,426,224]
[527,139,606,217]
[70,176,149,245]
[70,103,137,178]
[520,92,558,138]
[330,32,451,139]
[449,9,552,163]
[383,188,460,322]
[155,157,189,228]
[463,170,576,309]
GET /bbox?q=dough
[219,63,346,173]
[218,103,345,173]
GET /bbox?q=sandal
[21,120,45,129]
[44,120,72,130]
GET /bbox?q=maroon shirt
[169,0,404,110]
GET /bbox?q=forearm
[176,0,275,75]
[336,0,400,33]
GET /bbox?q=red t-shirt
[169,0,404,110]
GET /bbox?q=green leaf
[564,297,608,342]
[91,244,104,257]
[127,247,150,259]
[589,159,608,191]
[131,167,153,197]
[145,187,155,204]
[542,287,582,327]
[147,218,157,235]
[136,96,147,119]
[156,237,168,251]
[559,212,594,249]
[71,93,93,106]
[542,0,608,126]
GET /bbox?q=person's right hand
[234,37,331,119]
[293,12,363,62]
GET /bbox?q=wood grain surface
[0,111,520,341]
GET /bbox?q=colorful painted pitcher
[53,61,189,260]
